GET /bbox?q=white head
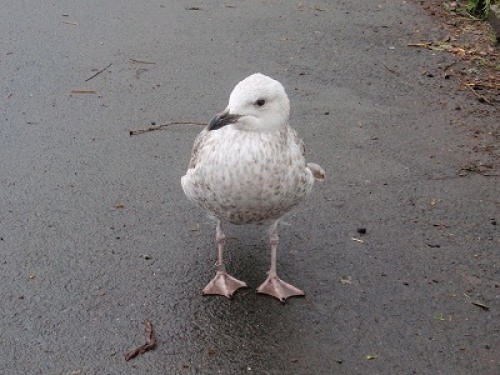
[208,73,290,133]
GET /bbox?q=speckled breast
[183,126,313,225]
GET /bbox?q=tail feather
[307,162,326,181]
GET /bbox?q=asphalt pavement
[1,1,498,374]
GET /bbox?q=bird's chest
[198,132,295,194]
[191,132,305,222]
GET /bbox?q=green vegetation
[467,0,492,20]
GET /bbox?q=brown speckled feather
[188,126,210,169]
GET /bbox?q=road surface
[1,1,498,374]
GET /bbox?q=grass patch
[467,0,492,20]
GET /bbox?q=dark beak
[208,110,241,131]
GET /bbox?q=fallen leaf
[124,320,157,361]
[365,354,378,360]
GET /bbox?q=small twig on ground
[443,61,458,71]
[382,63,400,75]
[129,121,206,136]
[85,63,112,82]
[130,58,157,64]
[468,82,500,90]
[464,294,490,310]
[70,89,96,94]
[443,60,458,78]
[351,237,365,244]
[124,320,157,361]
[407,42,433,48]
[457,162,497,176]
[457,78,493,105]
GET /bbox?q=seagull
[181,73,325,302]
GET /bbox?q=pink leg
[202,221,247,298]
[257,221,305,302]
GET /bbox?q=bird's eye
[256,99,266,107]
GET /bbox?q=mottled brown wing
[289,125,306,156]
[188,127,210,169]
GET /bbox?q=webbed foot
[202,271,247,298]
[257,275,305,302]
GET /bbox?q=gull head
[208,73,290,133]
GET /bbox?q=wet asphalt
[1,1,498,374]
